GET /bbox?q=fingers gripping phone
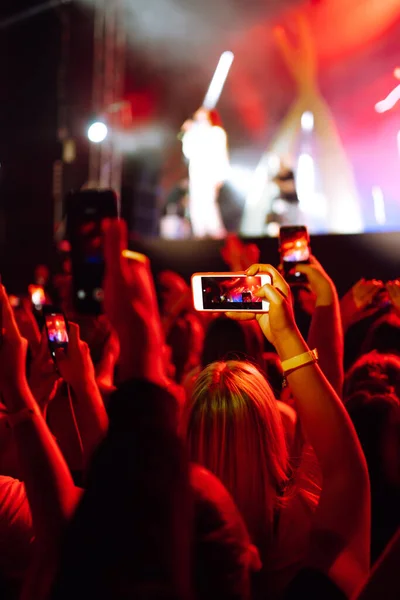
[66,189,118,315]
[191,272,271,312]
[43,307,69,360]
[279,226,311,283]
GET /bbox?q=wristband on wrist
[7,407,40,428]
[281,348,319,380]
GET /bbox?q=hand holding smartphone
[66,189,118,315]
[43,306,69,361]
[191,272,271,312]
[279,225,311,284]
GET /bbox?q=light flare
[203,51,234,110]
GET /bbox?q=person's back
[346,390,400,564]
[185,360,318,598]
[50,380,256,600]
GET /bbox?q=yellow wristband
[281,348,319,377]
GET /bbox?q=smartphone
[28,285,46,310]
[279,225,310,283]
[43,307,69,360]
[66,189,118,315]
[191,272,271,312]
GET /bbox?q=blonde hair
[185,360,290,556]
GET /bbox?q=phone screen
[200,275,264,310]
[66,189,118,315]
[279,226,310,283]
[45,312,69,354]
[280,228,310,264]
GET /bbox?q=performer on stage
[266,161,301,236]
[181,108,229,238]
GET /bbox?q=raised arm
[340,279,384,334]
[386,279,400,317]
[54,323,109,468]
[295,257,344,396]
[220,234,260,273]
[228,264,370,596]
[49,219,193,599]
[103,218,168,387]
[0,286,80,598]
[354,528,400,600]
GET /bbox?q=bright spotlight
[301,111,314,132]
[88,121,108,143]
[397,130,400,160]
[394,67,400,80]
[296,153,315,211]
[375,84,400,113]
[229,165,253,195]
[372,186,386,226]
[203,51,235,110]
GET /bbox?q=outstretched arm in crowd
[50,219,192,600]
[295,257,344,396]
[0,286,80,597]
[354,528,400,600]
[340,279,384,333]
[103,218,168,387]
[55,322,109,469]
[229,264,370,597]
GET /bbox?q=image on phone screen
[45,313,69,346]
[66,189,118,315]
[200,276,264,310]
[281,232,310,263]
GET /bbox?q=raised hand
[12,296,41,357]
[294,256,336,306]
[55,322,96,392]
[340,278,385,332]
[0,285,29,399]
[387,279,400,314]
[102,218,166,386]
[29,333,61,412]
[227,264,298,348]
[343,278,384,311]
[220,234,261,272]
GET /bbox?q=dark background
[0,0,400,292]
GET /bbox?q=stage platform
[131,231,400,296]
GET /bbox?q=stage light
[229,165,253,195]
[87,121,108,143]
[296,153,315,212]
[203,51,235,110]
[372,186,386,226]
[301,111,314,132]
[375,84,400,113]
[394,67,400,80]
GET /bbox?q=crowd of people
[0,222,400,600]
